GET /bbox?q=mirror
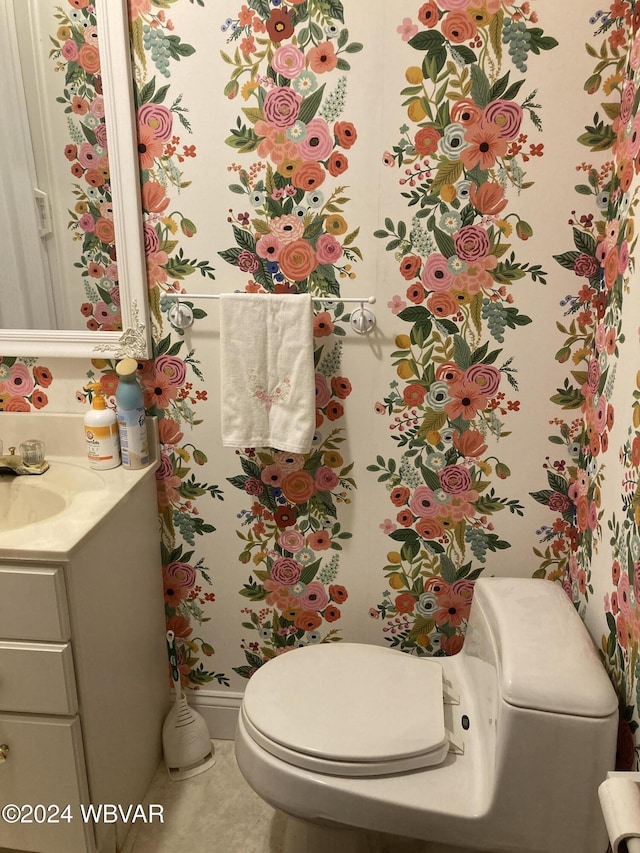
[0,0,151,359]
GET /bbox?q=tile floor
[122,740,472,853]
[121,739,286,853]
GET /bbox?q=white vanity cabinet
[0,463,168,853]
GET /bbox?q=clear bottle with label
[84,384,121,470]
[115,358,150,470]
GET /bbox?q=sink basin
[0,461,104,533]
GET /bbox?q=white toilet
[235,577,618,853]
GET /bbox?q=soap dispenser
[84,383,121,470]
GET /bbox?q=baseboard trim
[175,689,243,740]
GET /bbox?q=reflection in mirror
[0,0,151,359]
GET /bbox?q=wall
[1,0,640,764]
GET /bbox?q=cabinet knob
[0,744,9,763]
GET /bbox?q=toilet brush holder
[162,630,216,781]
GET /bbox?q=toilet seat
[242,643,449,777]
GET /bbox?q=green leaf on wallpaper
[398,305,431,327]
[131,18,146,72]
[300,559,321,586]
[401,537,420,562]
[577,115,616,151]
[546,470,569,494]
[601,101,621,121]
[389,529,419,545]
[572,227,596,256]
[453,335,471,369]
[408,30,445,52]
[225,122,260,153]
[502,79,525,101]
[431,160,463,194]
[233,225,257,253]
[488,71,511,101]
[249,0,271,17]
[298,84,326,125]
[242,107,263,125]
[323,0,345,24]
[451,45,476,66]
[492,262,526,283]
[422,48,446,81]
[553,250,580,270]
[432,225,456,258]
[165,34,196,60]
[470,64,491,109]
[526,28,559,55]
[488,9,503,63]
[218,247,241,266]
[439,555,457,583]
[420,464,442,492]
[550,379,584,410]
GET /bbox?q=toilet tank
[469,576,617,718]
[465,577,618,853]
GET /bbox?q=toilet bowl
[235,577,618,853]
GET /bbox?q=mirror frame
[0,0,151,360]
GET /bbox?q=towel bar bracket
[350,305,376,335]
[168,301,194,330]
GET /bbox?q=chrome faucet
[0,440,49,476]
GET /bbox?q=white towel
[219,293,315,454]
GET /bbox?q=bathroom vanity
[0,413,168,853]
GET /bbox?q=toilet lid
[242,643,449,776]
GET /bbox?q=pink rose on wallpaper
[465,363,501,396]
[454,225,490,262]
[263,87,302,128]
[237,250,260,273]
[271,45,305,78]
[138,103,173,141]
[61,39,78,61]
[164,561,197,590]
[155,355,187,387]
[271,557,303,586]
[483,99,523,139]
[439,465,472,495]
[315,233,343,264]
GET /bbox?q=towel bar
[166,293,377,335]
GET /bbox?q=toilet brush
[162,630,216,781]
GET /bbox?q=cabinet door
[0,713,94,853]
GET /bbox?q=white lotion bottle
[84,383,121,470]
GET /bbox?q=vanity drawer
[0,562,70,641]
[0,641,77,715]
[0,712,94,852]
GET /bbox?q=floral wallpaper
[53,1,121,333]
[4,0,640,777]
[531,1,640,769]
[367,3,556,654]
[217,1,361,676]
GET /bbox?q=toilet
[235,577,618,853]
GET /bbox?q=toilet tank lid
[473,578,618,718]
